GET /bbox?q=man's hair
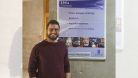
[46,20,60,29]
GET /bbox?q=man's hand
[65,73,70,78]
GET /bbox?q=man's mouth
[51,34,57,36]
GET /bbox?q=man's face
[47,24,60,40]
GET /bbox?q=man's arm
[28,45,39,78]
[64,47,70,78]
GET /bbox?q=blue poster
[57,0,106,60]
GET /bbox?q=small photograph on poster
[58,37,72,47]
[116,18,122,32]
[57,37,64,43]
[57,37,74,47]
[81,37,89,47]
[58,37,81,47]
[97,38,105,48]
[80,37,105,48]
[64,37,72,47]
[71,37,80,47]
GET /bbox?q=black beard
[47,34,59,40]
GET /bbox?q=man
[28,20,70,78]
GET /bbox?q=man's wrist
[65,73,70,78]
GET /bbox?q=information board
[57,0,106,60]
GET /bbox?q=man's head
[46,20,60,41]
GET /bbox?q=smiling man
[28,20,70,78]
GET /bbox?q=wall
[23,0,44,69]
[116,0,138,78]
[49,0,115,78]
[0,0,22,78]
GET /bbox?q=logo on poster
[98,50,100,54]
[61,1,69,4]
[95,50,103,56]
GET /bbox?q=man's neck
[46,38,58,43]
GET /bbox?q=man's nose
[51,29,56,33]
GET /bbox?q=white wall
[116,0,138,78]
[0,0,22,78]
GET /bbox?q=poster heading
[59,0,104,10]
